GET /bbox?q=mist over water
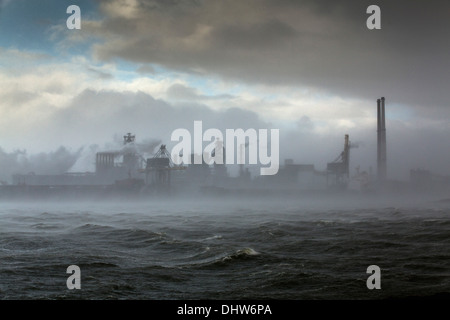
[0,136,164,184]
[0,196,448,300]
[1,0,450,302]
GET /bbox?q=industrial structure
[377,97,387,181]
[94,133,144,185]
[5,95,449,199]
[326,134,356,189]
[4,127,368,198]
[142,144,186,190]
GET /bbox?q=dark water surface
[0,197,449,299]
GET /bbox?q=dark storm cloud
[89,0,450,113]
[210,19,298,50]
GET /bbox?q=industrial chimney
[377,97,387,181]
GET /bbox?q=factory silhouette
[2,98,450,200]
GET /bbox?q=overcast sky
[0,0,449,180]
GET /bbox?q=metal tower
[326,134,356,189]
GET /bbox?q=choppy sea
[0,195,449,300]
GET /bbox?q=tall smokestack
[377,98,381,180]
[377,97,387,181]
[381,97,387,180]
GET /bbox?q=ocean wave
[70,224,166,240]
[234,247,260,257]
[187,247,262,269]
[74,261,119,268]
[201,235,223,241]
[30,223,63,230]
[71,223,115,233]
